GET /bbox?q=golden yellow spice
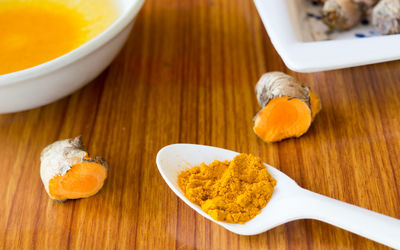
[178,154,276,224]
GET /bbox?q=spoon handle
[299,188,400,249]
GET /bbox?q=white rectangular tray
[254,0,400,72]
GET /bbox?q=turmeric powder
[178,154,276,224]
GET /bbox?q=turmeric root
[40,136,108,201]
[253,72,321,143]
[316,0,400,35]
[322,0,363,30]
[372,0,400,34]
[322,0,379,30]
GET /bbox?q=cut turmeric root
[253,72,321,143]
[40,136,108,201]
[254,96,313,143]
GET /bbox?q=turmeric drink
[0,0,118,75]
[178,154,276,224]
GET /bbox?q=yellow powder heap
[178,153,276,224]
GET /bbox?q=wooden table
[1,0,399,249]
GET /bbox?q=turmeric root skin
[322,0,380,30]
[40,136,108,201]
[253,72,321,143]
[354,0,379,8]
[372,0,400,35]
[255,72,310,108]
[323,0,363,30]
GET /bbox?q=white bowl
[0,0,145,114]
[254,0,400,72]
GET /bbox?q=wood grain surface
[1,0,399,249]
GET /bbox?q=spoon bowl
[156,144,400,248]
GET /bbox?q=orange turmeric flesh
[48,161,107,200]
[253,96,312,143]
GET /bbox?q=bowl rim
[0,0,145,86]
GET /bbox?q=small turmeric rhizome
[253,71,321,143]
[40,136,108,201]
[178,154,276,224]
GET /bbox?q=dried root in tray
[319,0,400,34]
[322,0,365,30]
[372,0,400,34]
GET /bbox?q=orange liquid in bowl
[0,0,118,75]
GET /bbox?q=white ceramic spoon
[156,144,400,249]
